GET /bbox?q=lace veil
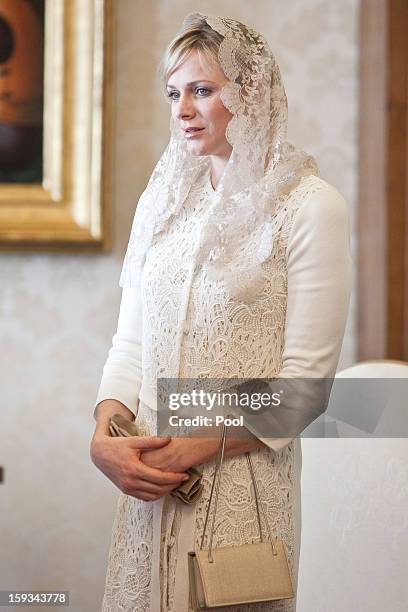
[119,13,319,302]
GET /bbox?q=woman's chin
[186,141,210,156]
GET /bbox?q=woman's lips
[184,128,205,139]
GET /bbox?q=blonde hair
[157,14,224,99]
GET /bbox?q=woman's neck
[209,150,232,189]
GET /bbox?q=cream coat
[95,165,352,611]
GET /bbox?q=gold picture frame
[0,0,113,251]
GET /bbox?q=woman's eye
[166,88,211,101]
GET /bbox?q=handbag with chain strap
[188,418,295,610]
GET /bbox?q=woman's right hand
[90,432,189,502]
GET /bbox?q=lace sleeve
[93,287,143,419]
[244,183,353,451]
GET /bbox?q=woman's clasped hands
[90,432,191,502]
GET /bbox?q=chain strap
[200,416,278,562]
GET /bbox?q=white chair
[330,360,408,436]
[336,359,408,378]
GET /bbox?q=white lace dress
[95,165,352,611]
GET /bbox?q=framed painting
[0,0,113,251]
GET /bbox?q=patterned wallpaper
[0,1,359,610]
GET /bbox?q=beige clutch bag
[188,419,294,610]
[109,413,203,505]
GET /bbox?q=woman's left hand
[140,436,219,472]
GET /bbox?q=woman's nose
[175,94,195,120]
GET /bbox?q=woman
[91,13,352,612]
